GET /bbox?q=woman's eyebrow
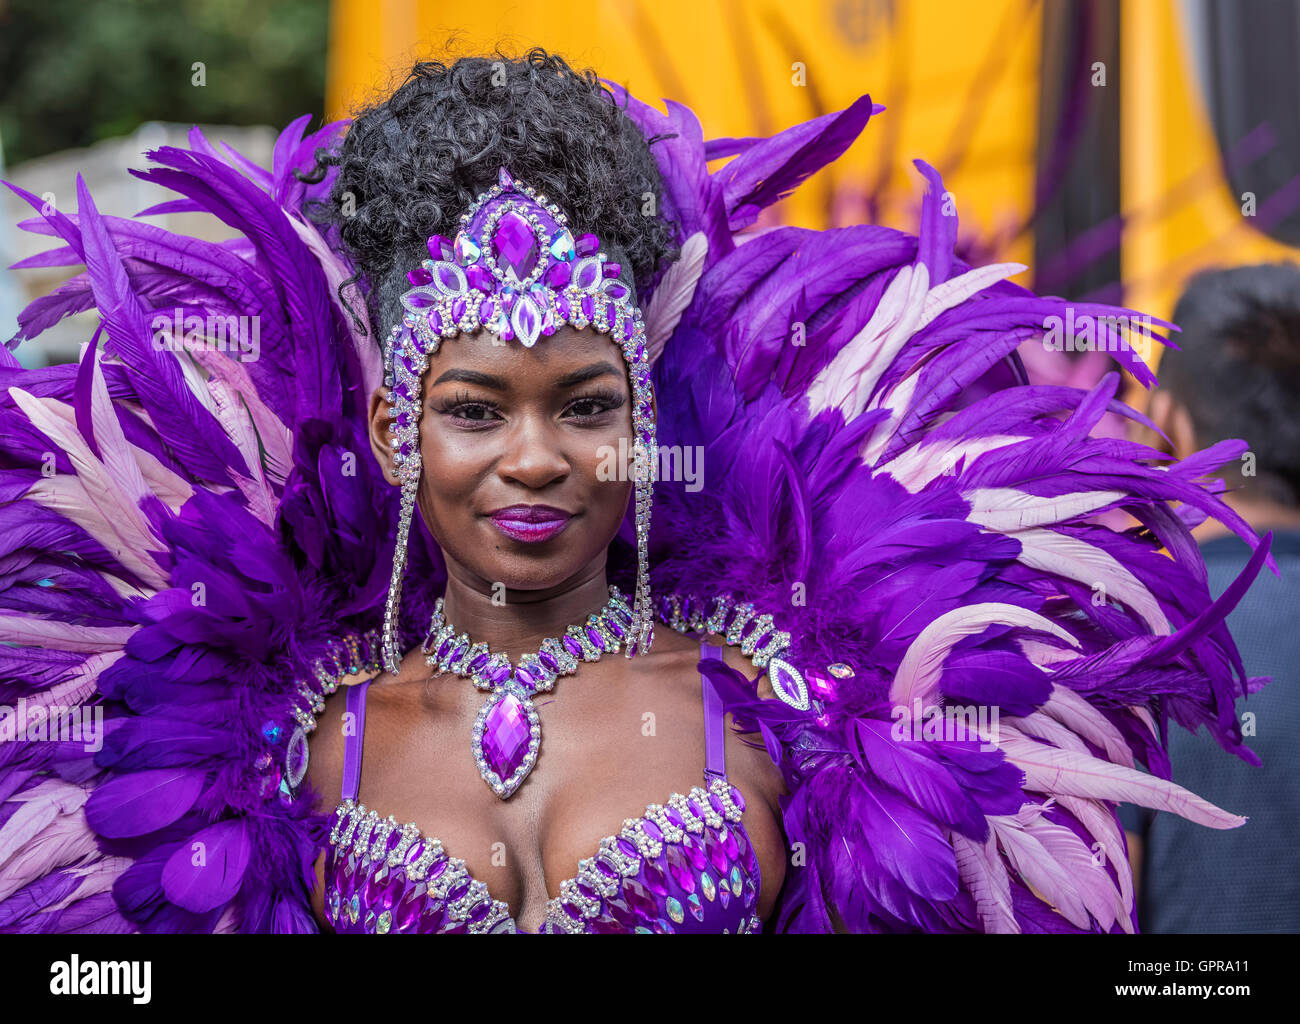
[430,368,510,389]
[552,362,623,388]
[430,361,621,390]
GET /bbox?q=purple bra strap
[341,679,371,802]
[700,642,727,781]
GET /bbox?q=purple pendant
[473,687,539,799]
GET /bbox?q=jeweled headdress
[380,166,657,674]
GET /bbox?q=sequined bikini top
[322,641,763,933]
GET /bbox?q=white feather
[644,231,708,364]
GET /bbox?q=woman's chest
[322,768,765,933]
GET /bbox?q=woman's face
[368,324,639,593]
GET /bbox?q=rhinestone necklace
[423,585,635,799]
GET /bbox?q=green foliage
[0,0,328,164]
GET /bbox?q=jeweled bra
[322,642,763,934]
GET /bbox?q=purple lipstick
[488,504,573,543]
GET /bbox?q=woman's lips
[488,506,573,544]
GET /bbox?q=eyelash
[434,387,625,428]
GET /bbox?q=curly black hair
[301,47,679,341]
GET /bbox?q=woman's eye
[567,398,609,418]
[565,392,624,419]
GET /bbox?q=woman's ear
[368,385,400,484]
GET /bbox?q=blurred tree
[0,0,327,165]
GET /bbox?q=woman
[0,48,1270,934]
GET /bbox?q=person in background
[1121,262,1300,933]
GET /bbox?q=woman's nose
[495,418,570,488]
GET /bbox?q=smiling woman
[0,46,1273,935]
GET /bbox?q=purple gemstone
[416,904,446,933]
[404,840,425,865]
[576,880,598,901]
[515,666,536,690]
[682,832,708,871]
[709,793,725,817]
[467,899,491,924]
[492,211,540,281]
[447,880,469,902]
[562,635,583,658]
[623,319,634,340]
[729,786,746,813]
[621,878,656,917]
[573,260,603,290]
[379,875,404,911]
[538,650,558,672]
[602,262,622,279]
[643,858,669,896]
[544,260,572,288]
[634,342,646,361]
[481,691,532,780]
[585,626,606,650]
[561,900,582,921]
[395,412,410,428]
[643,820,663,844]
[616,837,640,861]
[606,899,637,928]
[755,631,773,649]
[665,807,685,830]
[395,884,426,931]
[450,642,467,663]
[555,295,571,321]
[771,662,804,705]
[486,661,512,685]
[666,845,696,894]
[435,264,463,293]
[406,291,436,309]
[594,857,618,879]
[733,825,752,862]
[451,296,467,322]
[469,652,490,672]
[436,638,451,660]
[580,295,595,321]
[407,267,433,286]
[720,825,739,861]
[513,294,540,342]
[607,618,626,640]
[576,233,600,257]
[427,235,454,261]
[605,281,630,301]
[806,668,836,701]
[703,829,728,875]
[363,865,387,905]
[467,265,494,293]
